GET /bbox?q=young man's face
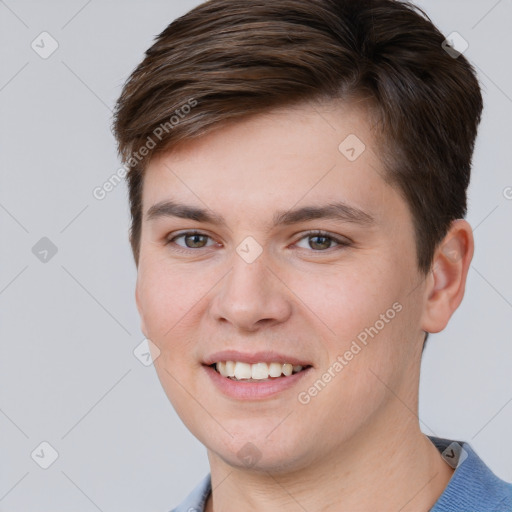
[136,100,430,472]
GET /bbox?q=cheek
[137,263,207,418]
[137,260,205,339]
[136,271,202,385]
[295,305,407,443]
[290,261,400,347]
[289,263,407,398]
[136,258,227,378]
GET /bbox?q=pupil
[311,235,329,250]
[187,234,206,248]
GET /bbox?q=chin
[204,427,315,474]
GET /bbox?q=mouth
[202,351,314,399]
[206,361,312,382]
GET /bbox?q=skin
[135,99,473,511]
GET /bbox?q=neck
[205,411,454,512]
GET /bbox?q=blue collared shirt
[170,436,512,511]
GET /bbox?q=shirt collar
[428,435,511,511]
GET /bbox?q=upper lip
[203,350,313,367]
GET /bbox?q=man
[113,0,512,510]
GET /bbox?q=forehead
[141,100,405,229]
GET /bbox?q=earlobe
[421,220,474,334]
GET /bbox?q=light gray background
[1,0,511,510]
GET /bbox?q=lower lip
[203,364,312,400]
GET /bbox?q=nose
[209,249,293,332]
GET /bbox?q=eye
[165,229,351,253]
[166,231,217,250]
[294,230,351,251]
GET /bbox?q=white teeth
[251,362,269,380]
[234,362,252,380]
[268,362,283,377]
[282,363,293,376]
[214,361,306,380]
[225,360,236,377]
[217,361,228,377]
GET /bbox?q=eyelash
[165,230,351,254]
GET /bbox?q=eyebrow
[146,200,375,228]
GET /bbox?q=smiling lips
[204,350,312,382]
[214,361,305,381]
[203,352,313,399]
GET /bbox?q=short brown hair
[113,0,483,275]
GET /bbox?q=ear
[420,219,474,334]
[135,277,149,339]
